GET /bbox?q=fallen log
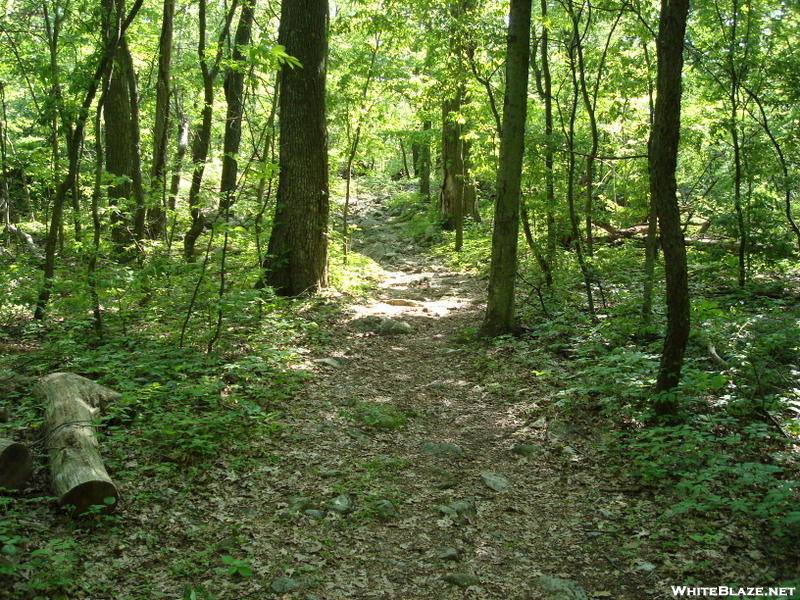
[0,438,33,489]
[36,373,121,517]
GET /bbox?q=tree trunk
[440,92,465,243]
[419,120,432,202]
[147,0,175,239]
[219,0,257,213]
[183,0,238,259]
[104,35,143,255]
[257,0,329,296]
[37,373,121,517]
[0,438,33,489]
[480,0,532,337]
[650,0,691,415]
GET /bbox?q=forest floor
[2,190,798,600]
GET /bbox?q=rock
[536,575,589,600]
[377,319,411,335]
[280,497,312,518]
[325,494,353,514]
[314,357,343,368]
[304,509,326,519]
[443,573,480,588]
[512,444,544,457]
[365,242,387,261]
[438,500,476,525]
[449,500,476,519]
[373,499,398,519]
[421,442,464,457]
[347,316,412,336]
[481,472,510,492]
[384,298,423,307]
[271,576,300,593]
[320,470,344,478]
[348,316,384,332]
[438,548,460,561]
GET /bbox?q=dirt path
[236,201,671,600]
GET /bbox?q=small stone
[378,318,412,336]
[326,494,353,514]
[537,575,589,600]
[320,470,344,478]
[634,561,656,572]
[443,573,480,588]
[438,548,460,561]
[481,472,510,492]
[373,499,398,519]
[286,497,312,513]
[314,357,343,368]
[512,444,543,457]
[421,442,464,457]
[271,576,300,593]
[304,510,326,519]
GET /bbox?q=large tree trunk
[0,439,33,489]
[37,373,121,517]
[257,0,329,296]
[480,0,532,337]
[650,0,691,415]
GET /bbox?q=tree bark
[37,373,121,517]
[650,0,691,414]
[258,0,329,296]
[0,439,33,489]
[480,0,532,337]
[147,0,175,239]
[219,0,257,213]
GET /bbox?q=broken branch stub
[37,373,121,517]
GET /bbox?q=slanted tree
[480,0,532,337]
[257,0,329,296]
[649,0,691,415]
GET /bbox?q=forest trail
[232,194,670,600]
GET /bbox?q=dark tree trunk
[480,0,532,337]
[219,0,256,213]
[257,0,329,296]
[440,92,465,237]
[147,0,175,239]
[650,0,691,415]
[105,36,144,255]
[419,120,432,201]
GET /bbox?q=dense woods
[1,0,800,596]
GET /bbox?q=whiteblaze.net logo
[671,587,797,598]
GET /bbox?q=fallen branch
[36,373,121,517]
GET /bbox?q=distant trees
[0,0,794,393]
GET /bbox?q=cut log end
[60,480,119,518]
[0,439,33,489]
